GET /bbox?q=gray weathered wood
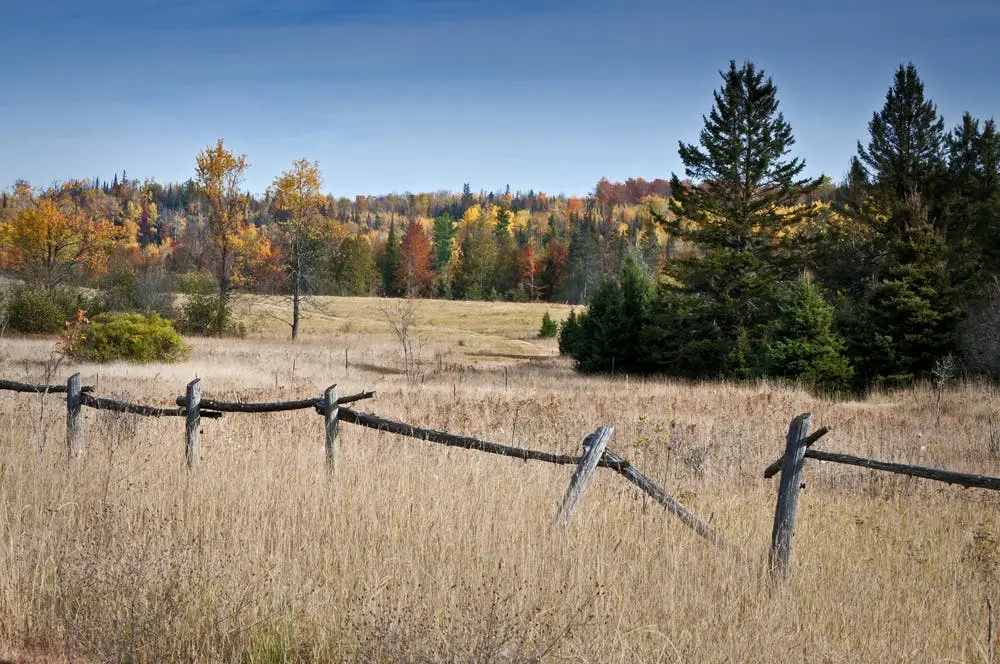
[337,407,591,465]
[66,373,83,459]
[989,598,995,664]
[556,427,613,527]
[81,393,223,418]
[763,426,830,478]
[0,378,94,394]
[601,448,727,548]
[323,385,339,477]
[176,390,375,413]
[804,448,1000,491]
[185,379,201,471]
[769,413,812,578]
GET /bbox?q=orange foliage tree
[396,219,434,296]
[0,182,124,290]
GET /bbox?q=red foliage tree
[396,219,434,296]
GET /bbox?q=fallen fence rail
[603,448,726,548]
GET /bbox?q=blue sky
[2,0,998,197]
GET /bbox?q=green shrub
[538,311,558,338]
[759,277,854,394]
[175,271,218,296]
[4,288,75,333]
[73,312,190,363]
[177,294,246,338]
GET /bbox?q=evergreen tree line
[560,61,1000,392]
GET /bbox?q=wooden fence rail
[0,379,94,394]
[766,413,1000,580]
[80,393,224,419]
[175,391,376,413]
[803,449,1000,491]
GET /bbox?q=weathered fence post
[185,378,201,471]
[556,427,613,527]
[323,385,339,478]
[769,413,812,578]
[66,373,83,459]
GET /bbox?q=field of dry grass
[1,296,1000,662]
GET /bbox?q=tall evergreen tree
[431,214,456,270]
[945,114,1000,288]
[856,63,947,237]
[333,234,378,296]
[380,220,402,297]
[839,64,960,388]
[650,60,821,378]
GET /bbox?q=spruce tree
[856,63,947,236]
[651,60,821,379]
[381,220,401,297]
[563,254,654,374]
[839,64,960,388]
[761,276,854,394]
[945,114,1000,289]
[561,217,602,304]
[431,214,456,270]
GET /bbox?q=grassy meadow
[1,295,1000,662]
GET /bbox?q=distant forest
[2,60,998,391]
[0,171,681,304]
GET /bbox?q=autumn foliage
[397,219,434,296]
[0,182,125,290]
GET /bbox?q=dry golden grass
[1,296,999,662]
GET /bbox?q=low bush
[3,288,76,333]
[72,312,190,363]
[176,294,246,338]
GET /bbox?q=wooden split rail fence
[9,375,994,566]
[765,413,1000,579]
[0,373,726,547]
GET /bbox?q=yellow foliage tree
[270,158,325,340]
[195,139,250,333]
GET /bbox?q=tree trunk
[217,269,230,335]
[292,249,301,340]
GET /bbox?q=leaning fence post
[769,413,812,578]
[323,385,339,478]
[185,378,202,471]
[66,373,83,459]
[556,427,613,527]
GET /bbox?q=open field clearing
[234,295,575,363]
[1,297,1000,662]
